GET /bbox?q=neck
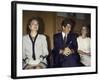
[30,31,37,37]
[82,34,86,38]
[63,31,68,34]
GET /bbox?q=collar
[62,32,68,39]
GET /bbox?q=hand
[59,49,64,54]
[25,64,43,69]
[35,64,43,69]
[63,47,72,56]
[78,50,91,56]
[25,64,34,69]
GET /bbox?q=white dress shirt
[62,32,68,39]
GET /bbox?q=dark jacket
[52,32,81,67]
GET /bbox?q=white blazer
[22,34,49,68]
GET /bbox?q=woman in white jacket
[22,17,49,69]
[77,26,91,66]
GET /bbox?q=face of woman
[63,24,71,34]
[29,20,39,32]
[81,26,87,36]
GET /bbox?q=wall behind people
[23,11,90,49]
[23,11,56,49]
[55,13,90,36]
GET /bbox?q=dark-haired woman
[77,26,91,66]
[22,17,49,69]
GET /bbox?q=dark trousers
[52,49,82,67]
[59,53,81,67]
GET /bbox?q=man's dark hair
[61,18,75,28]
[80,25,90,37]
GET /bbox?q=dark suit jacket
[52,32,81,67]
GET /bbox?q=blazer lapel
[58,33,65,49]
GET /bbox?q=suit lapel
[58,33,71,48]
[60,33,64,45]
[58,33,65,49]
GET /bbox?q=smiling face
[62,24,72,34]
[29,19,39,32]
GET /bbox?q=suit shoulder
[69,33,78,37]
[54,33,61,37]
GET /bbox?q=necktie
[63,34,67,48]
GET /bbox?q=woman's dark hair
[61,18,75,29]
[80,25,90,37]
[27,16,45,34]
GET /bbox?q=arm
[69,34,78,52]
[39,35,49,68]
[63,34,78,56]
[53,34,62,54]
[77,37,91,56]
[54,35,59,50]
[78,50,91,56]
[22,37,29,69]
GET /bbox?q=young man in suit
[53,18,81,67]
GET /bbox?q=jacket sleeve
[40,35,49,67]
[68,34,78,53]
[53,34,60,51]
[22,36,29,68]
